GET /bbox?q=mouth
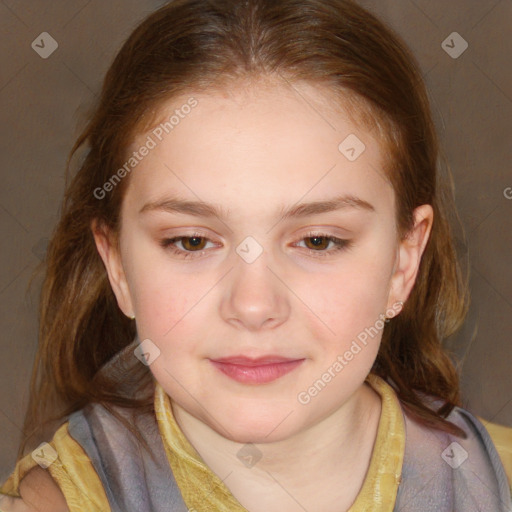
[208,355,306,384]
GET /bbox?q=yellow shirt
[1,375,511,511]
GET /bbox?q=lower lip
[209,359,305,384]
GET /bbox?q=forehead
[124,79,394,220]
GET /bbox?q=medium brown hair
[19,0,470,457]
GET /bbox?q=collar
[154,373,405,512]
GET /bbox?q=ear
[386,204,434,311]
[91,219,135,318]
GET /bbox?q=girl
[1,0,511,511]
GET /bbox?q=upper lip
[210,355,304,366]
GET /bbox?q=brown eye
[304,236,330,250]
[180,236,207,251]
[160,233,215,259]
[294,232,352,258]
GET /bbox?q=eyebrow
[139,194,375,220]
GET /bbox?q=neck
[170,381,382,509]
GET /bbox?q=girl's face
[95,79,432,443]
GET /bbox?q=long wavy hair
[19,0,470,458]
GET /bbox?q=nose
[219,245,291,332]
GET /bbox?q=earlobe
[387,204,434,309]
[91,220,135,318]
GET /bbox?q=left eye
[160,232,352,259]
[293,233,351,257]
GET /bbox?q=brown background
[0,0,511,479]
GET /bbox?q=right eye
[160,233,217,259]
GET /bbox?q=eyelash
[159,231,352,260]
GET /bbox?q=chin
[213,406,299,444]
[222,425,294,445]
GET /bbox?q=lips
[208,355,305,384]
[211,355,301,366]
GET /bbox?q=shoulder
[478,417,512,490]
[397,400,512,510]
[1,417,111,512]
[449,407,511,474]
[0,466,68,512]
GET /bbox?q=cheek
[120,237,197,336]
[304,252,393,347]
[132,269,205,339]
[129,263,206,392]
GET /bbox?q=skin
[93,77,433,512]
[0,467,69,512]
